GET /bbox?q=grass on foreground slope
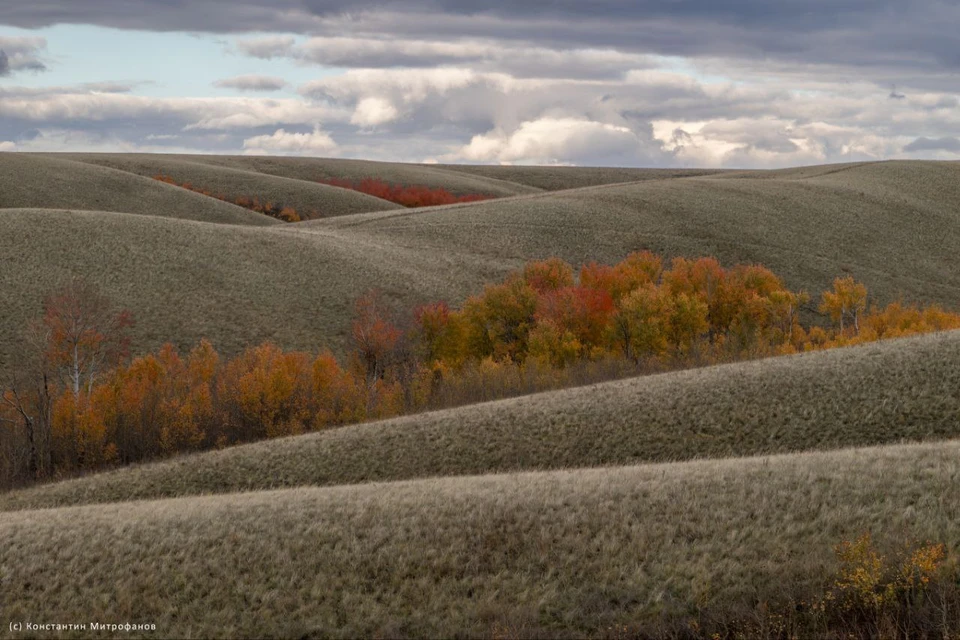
[56,153,543,199]
[0,154,278,226]
[4,330,958,512]
[36,153,403,219]
[315,160,960,311]
[3,441,960,638]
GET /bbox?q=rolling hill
[2,440,958,638]
[54,153,544,199]
[2,330,957,512]
[2,159,959,377]
[0,154,280,226]
[3,154,960,639]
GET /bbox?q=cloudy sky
[1,1,959,167]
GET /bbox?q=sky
[1,1,959,167]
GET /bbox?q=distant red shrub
[152,174,308,222]
[318,177,493,208]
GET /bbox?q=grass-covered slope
[58,153,543,199]
[44,153,403,219]
[0,208,505,376]
[2,441,959,638]
[437,163,728,190]
[3,330,957,512]
[0,154,279,226]
[4,159,960,377]
[315,160,960,309]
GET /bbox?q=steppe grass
[0,208,510,378]
[2,441,960,638]
[438,163,727,190]
[34,154,404,219]
[57,153,542,198]
[325,160,960,311]
[0,154,277,226]
[3,330,957,512]
[4,159,960,378]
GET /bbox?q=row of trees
[152,174,307,222]
[4,255,959,488]
[317,177,493,208]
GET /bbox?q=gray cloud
[213,75,288,92]
[267,36,657,80]
[0,36,47,74]
[903,137,960,153]
[234,35,297,59]
[4,2,960,166]
[3,2,960,87]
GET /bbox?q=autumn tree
[611,285,672,362]
[461,277,539,362]
[41,277,134,397]
[2,279,131,482]
[351,291,404,384]
[522,258,575,294]
[820,276,868,335]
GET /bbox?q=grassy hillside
[0,154,279,226]
[41,153,404,219]
[3,330,957,512]
[57,153,543,199]
[438,163,727,190]
[313,160,960,310]
[3,159,960,378]
[2,440,959,638]
[0,208,507,376]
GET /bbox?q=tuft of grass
[2,330,958,512]
[2,440,960,638]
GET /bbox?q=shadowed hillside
[3,330,957,512]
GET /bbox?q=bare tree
[40,276,134,396]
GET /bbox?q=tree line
[3,253,959,488]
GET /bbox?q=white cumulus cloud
[242,126,338,156]
[457,117,643,164]
[350,97,400,127]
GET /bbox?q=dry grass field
[0,207,511,376]
[312,160,960,311]
[55,153,543,199]
[2,330,957,512]
[0,154,280,226]
[2,441,959,638]
[3,154,960,638]
[2,158,960,377]
[437,163,728,190]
